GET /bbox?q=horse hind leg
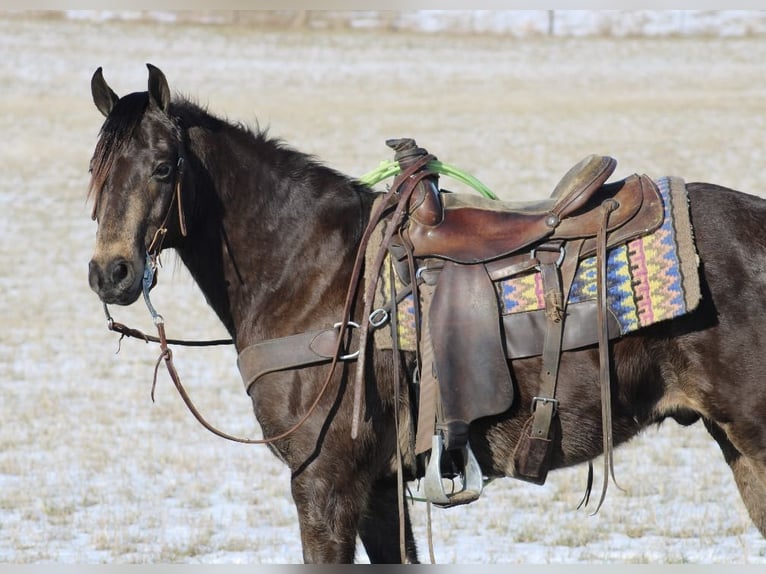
[704,419,766,536]
[358,476,419,563]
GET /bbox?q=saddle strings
[350,153,437,439]
[387,254,408,564]
[593,198,622,514]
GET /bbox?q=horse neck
[176,120,370,348]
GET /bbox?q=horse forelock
[88,92,149,218]
[88,91,182,219]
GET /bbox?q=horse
[86,64,766,563]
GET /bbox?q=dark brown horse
[87,64,766,563]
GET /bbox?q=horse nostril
[88,259,103,291]
[110,260,131,285]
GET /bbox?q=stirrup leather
[423,434,483,507]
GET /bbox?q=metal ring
[530,245,566,268]
[369,308,389,328]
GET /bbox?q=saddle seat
[403,154,656,264]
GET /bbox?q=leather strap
[351,154,437,438]
[525,238,583,441]
[529,245,566,441]
[384,254,408,564]
[151,322,279,444]
[238,328,352,395]
[415,283,438,455]
[593,198,620,512]
[510,239,583,483]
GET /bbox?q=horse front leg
[290,469,369,563]
[358,476,419,563]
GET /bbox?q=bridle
[98,141,369,446]
[102,152,210,344]
[98,147,267,440]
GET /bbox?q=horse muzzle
[88,255,144,305]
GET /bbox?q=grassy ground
[1,13,766,563]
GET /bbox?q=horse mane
[170,98,361,203]
[89,92,361,220]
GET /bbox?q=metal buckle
[333,321,360,360]
[531,396,558,415]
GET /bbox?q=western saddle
[367,139,664,507]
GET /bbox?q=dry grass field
[1,12,766,563]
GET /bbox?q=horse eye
[153,163,173,181]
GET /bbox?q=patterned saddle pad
[374,176,701,351]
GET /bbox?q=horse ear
[91,67,119,117]
[146,63,171,113]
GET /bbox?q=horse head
[88,64,187,305]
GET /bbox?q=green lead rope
[359,159,499,201]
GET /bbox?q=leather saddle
[379,139,664,506]
[403,153,658,263]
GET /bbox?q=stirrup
[423,434,483,507]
